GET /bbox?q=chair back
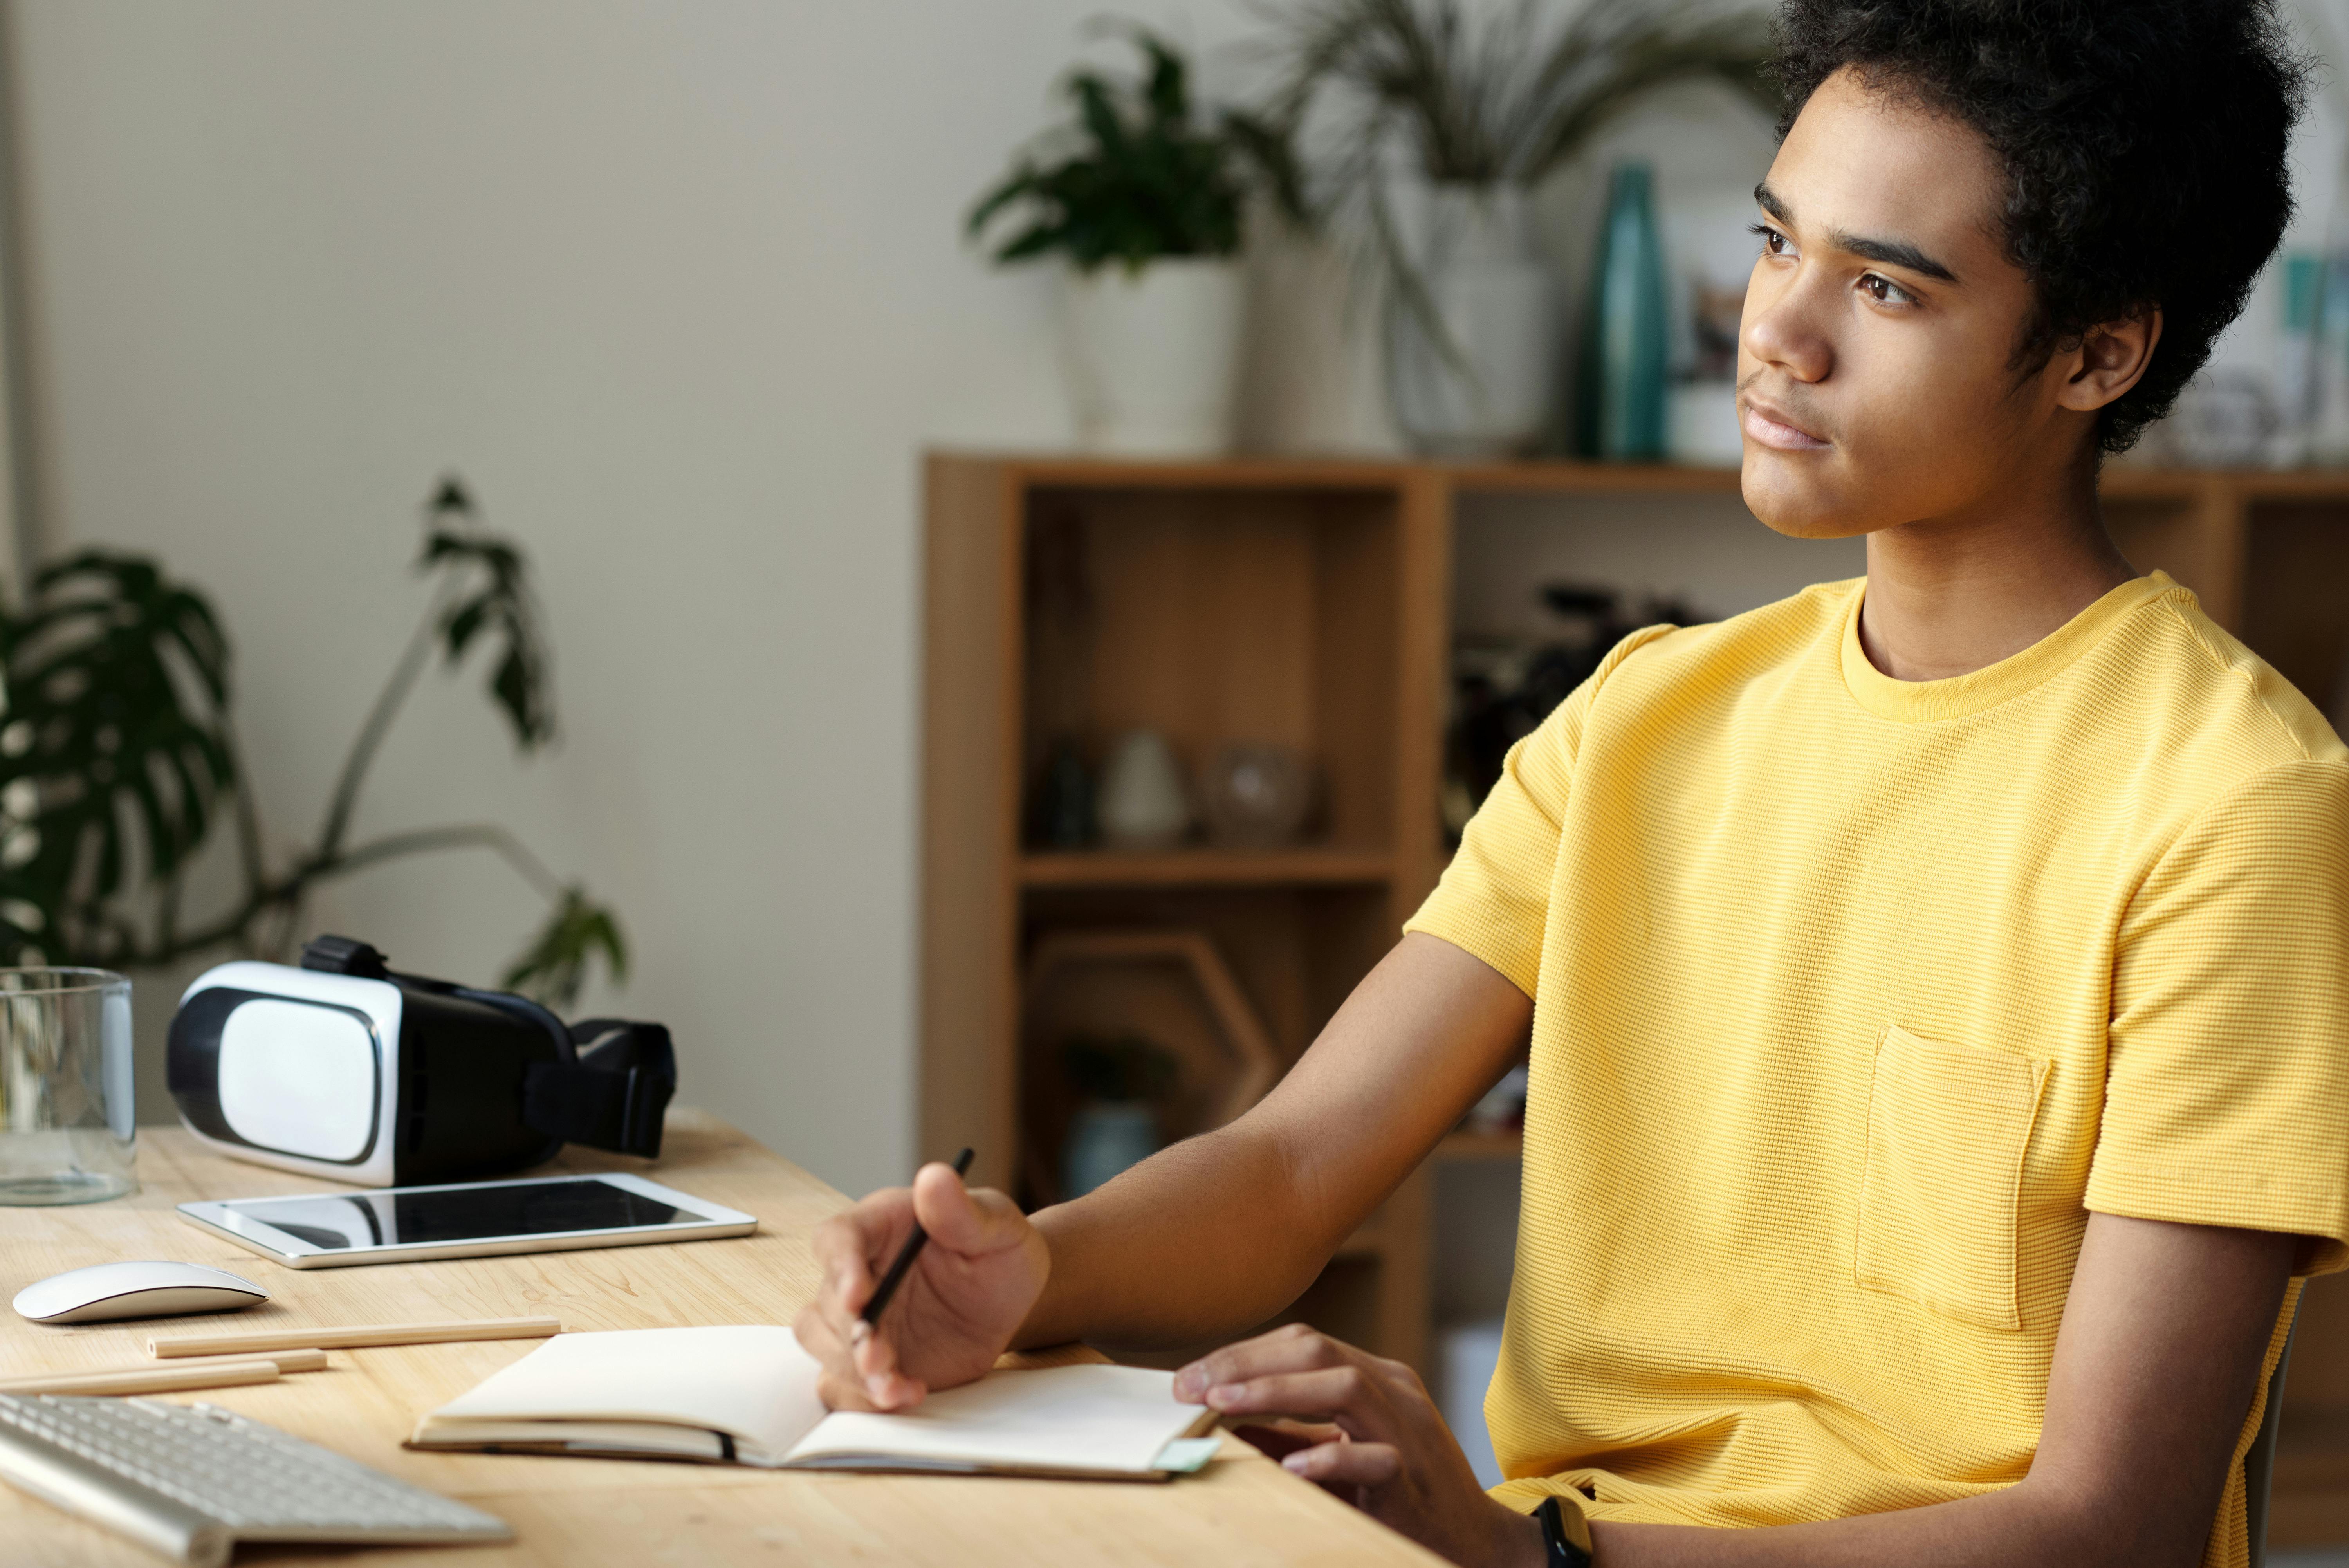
[2243,1315,2297,1568]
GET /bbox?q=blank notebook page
[426,1325,826,1460]
[784,1362,1206,1474]
[419,1325,1207,1475]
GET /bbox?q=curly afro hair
[1773,0,2309,455]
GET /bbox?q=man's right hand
[794,1160,1050,1411]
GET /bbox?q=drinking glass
[0,968,137,1204]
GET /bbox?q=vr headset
[167,935,677,1186]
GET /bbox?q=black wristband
[1537,1494,1595,1568]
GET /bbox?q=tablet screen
[224,1178,693,1251]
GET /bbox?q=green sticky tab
[1153,1437,1221,1474]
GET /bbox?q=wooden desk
[0,1113,1441,1566]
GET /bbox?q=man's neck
[1856,460,2136,683]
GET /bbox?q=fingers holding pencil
[798,1148,1050,1416]
[861,1148,977,1335]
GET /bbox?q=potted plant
[1260,0,1776,456]
[968,27,1302,456]
[0,478,624,1006]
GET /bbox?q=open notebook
[408,1326,1218,1480]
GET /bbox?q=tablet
[177,1172,759,1269]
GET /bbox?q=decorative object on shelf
[1059,1033,1179,1198]
[1383,183,1555,455]
[1059,262,1247,454]
[1097,729,1192,849]
[2305,251,2349,466]
[1031,737,1096,849]
[2271,253,2323,468]
[0,478,623,1005]
[1256,0,1776,457]
[1200,743,1315,848]
[1020,929,1281,1206]
[1062,1102,1160,1199]
[1663,189,1758,466]
[2162,372,2282,469]
[966,27,1303,456]
[1687,275,1747,383]
[1445,582,1705,838]
[1576,163,1671,460]
[1666,382,1743,466]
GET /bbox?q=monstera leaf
[501,885,628,1009]
[420,477,554,752]
[0,553,235,962]
[0,478,622,1005]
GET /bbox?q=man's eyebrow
[1831,230,1959,284]
[1751,181,1961,285]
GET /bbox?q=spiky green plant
[0,477,624,1008]
[1256,0,1777,375]
[1261,0,1777,194]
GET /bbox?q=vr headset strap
[521,1021,677,1160]
[299,935,676,1161]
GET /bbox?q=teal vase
[1576,163,1670,460]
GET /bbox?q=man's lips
[1741,397,1831,451]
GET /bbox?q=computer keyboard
[0,1393,511,1565]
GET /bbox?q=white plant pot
[1384,182,1556,457]
[1061,258,1244,456]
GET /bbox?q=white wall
[0,0,1277,1195]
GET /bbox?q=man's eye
[1749,221,1791,258]
[1860,273,1918,306]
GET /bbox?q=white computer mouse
[12,1260,269,1324]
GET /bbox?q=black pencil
[860,1147,975,1329]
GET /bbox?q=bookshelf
[918,454,2349,1520]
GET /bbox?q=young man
[801,4,2347,1564]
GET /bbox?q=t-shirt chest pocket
[1856,1023,2051,1332]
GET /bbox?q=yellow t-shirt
[1405,572,2349,1568]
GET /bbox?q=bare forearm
[1015,932,1534,1352]
[1017,1120,1339,1349]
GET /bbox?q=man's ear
[2058,308,2163,412]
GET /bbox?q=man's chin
[1739,453,1877,541]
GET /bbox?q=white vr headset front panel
[179,961,404,1185]
[218,999,377,1162]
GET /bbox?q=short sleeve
[1405,627,1676,998]
[2086,758,2349,1274]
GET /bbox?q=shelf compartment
[1023,885,1395,1070]
[1021,483,1403,858]
[1019,928,1281,1209]
[2243,500,2349,715]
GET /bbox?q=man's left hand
[1174,1323,1545,1568]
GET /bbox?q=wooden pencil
[0,1359,286,1397]
[149,1315,561,1359]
